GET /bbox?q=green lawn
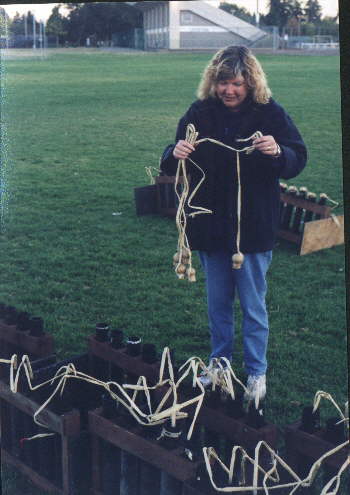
[0,50,347,493]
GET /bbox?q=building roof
[130,1,266,43]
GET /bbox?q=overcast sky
[1,1,339,22]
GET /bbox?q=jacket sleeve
[160,107,194,176]
[262,101,307,180]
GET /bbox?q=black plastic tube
[303,192,317,223]
[281,186,298,230]
[292,187,308,233]
[142,343,158,364]
[300,406,320,434]
[139,460,161,495]
[279,182,288,226]
[101,438,121,495]
[95,322,110,342]
[29,316,44,336]
[110,329,125,349]
[16,311,31,331]
[126,335,142,357]
[119,450,140,495]
[3,305,18,325]
[246,400,266,429]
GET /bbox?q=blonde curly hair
[197,45,271,104]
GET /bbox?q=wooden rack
[278,191,344,255]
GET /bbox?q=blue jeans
[199,250,272,376]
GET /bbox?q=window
[180,11,193,25]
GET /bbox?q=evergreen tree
[9,12,24,35]
[46,5,68,46]
[264,0,305,33]
[0,7,10,37]
[304,0,322,23]
[63,2,142,46]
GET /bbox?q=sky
[1,1,339,22]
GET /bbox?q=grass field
[1,49,348,493]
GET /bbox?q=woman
[160,46,307,402]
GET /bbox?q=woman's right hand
[173,140,196,160]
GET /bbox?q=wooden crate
[88,407,200,495]
[285,420,349,471]
[0,318,54,381]
[278,192,344,255]
[0,379,83,494]
[0,353,106,494]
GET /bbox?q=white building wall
[168,1,180,49]
[140,1,265,50]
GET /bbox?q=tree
[9,11,24,35]
[0,7,10,37]
[304,0,322,24]
[62,2,142,46]
[219,2,256,24]
[263,0,305,33]
[46,5,68,46]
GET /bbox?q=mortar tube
[29,316,44,337]
[119,449,140,495]
[100,394,122,495]
[281,186,298,230]
[303,192,317,224]
[315,193,327,220]
[279,182,288,226]
[16,311,31,332]
[292,186,308,233]
[126,335,142,357]
[159,418,184,495]
[0,399,12,452]
[246,399,266,429]
[296,406,321,494]
[322,416,348,489]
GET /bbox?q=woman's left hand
[252,135,279,156]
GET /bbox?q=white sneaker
[198,359,224,388]
[244,375,266,406]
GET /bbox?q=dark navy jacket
[160,97,307,253]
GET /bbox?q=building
[131,1,266,50]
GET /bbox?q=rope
[145,166,161,185]
[202,390,349,494]
[203,439,349,493]
[0,348,205,442]
[173,124,262,280]
[1,355,349,493]
[156,426,182,441]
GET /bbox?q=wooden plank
[0,323,54,357]
[285,421,349,469]
[155,176,184,184]
[277,229,302,244]
[197,403,278,451]
[300,215,344,255]
[90,490,104,495]
[2,448,63,494]
[280,193,331,217]
[0,381,80,435]
[91,435,102,492]
[88,337,160,383]
[88,410,199,482]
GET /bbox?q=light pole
[32,13,36,49]
[39,19,43,50]
[43,20,46,50]
[24,12,27,42]
[256,0,260,27]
